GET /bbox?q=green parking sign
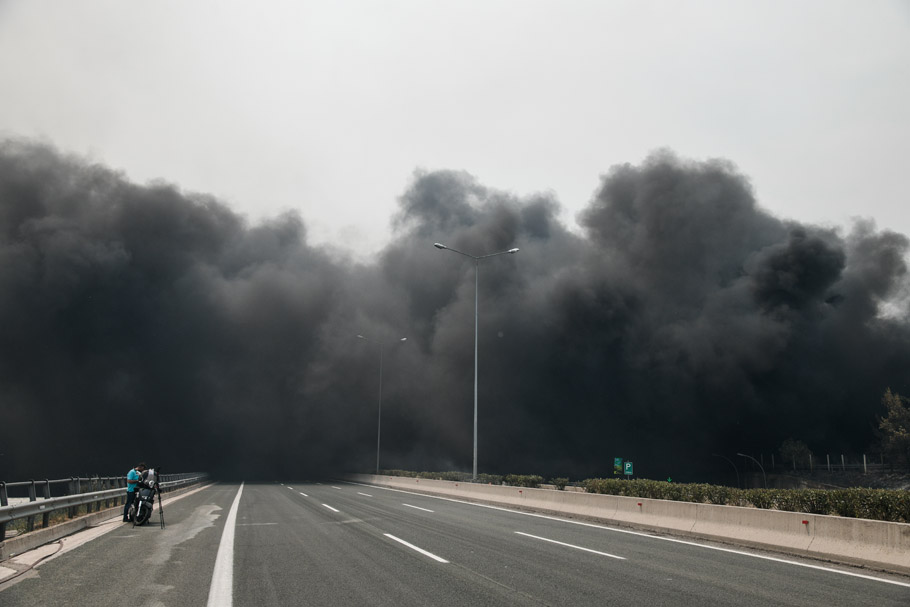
[624,461,633,476]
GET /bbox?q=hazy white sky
[1,1,908,256]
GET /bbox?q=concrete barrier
[346,474,910,575]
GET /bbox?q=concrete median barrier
[346,474,910,575]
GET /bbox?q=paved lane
[285,480,910,607]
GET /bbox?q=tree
[879,389,910,466]
[778,438,813,470]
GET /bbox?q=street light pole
[434,242,519,481]
[357,335,407,476]
[736,452,767,489]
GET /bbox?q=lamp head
[508,248,520,254]
[433,243,447,250]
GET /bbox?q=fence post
[841,454,846,472]
[809,453,813,472]
[827,454,831,472]
[863,454,867,474]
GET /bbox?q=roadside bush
[550,477,569,490]
[476,473,504,485]
[503,474,544,488]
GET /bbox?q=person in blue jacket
[122,462,146,522]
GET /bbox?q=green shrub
[503,474,544,488]
[550,477,569,490]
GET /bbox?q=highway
[1,481,908,606]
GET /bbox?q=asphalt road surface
[1,481,908,606]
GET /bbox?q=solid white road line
[206,483,245,607]
[346,481,910,589]
[384,534,449,563]
[402,503,435,513]
[322,504,340,513]
[515,531,625,560]
[332,486,342,489]
[299,492,309,497]
[357,492,373,497]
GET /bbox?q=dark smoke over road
[2,140,908,481]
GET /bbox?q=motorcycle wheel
[134,504,151,526]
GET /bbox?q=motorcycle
[129,467,164,528]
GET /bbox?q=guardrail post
[27,480,37,532]
[68,477,77,519]
[42,479,51,528]
[0,481,7,541]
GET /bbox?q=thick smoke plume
[2,141,908,481]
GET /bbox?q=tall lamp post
[736,452,767,489]
[433,242,519,481]
[357,334,407,475]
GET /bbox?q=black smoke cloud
[2,141,908,482]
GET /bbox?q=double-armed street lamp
[736,452,767,489]
[712,453,740,488]
[433,242,519,481]
[357,334,407,475]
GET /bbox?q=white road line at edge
[384,534,449,563]
[345,481,910,589]
[515,531,625,560]
[206,483,245,607]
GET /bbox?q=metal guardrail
[0,473,208,542]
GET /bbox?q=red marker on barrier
[637,502,642,507]
[802,520,809,525]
